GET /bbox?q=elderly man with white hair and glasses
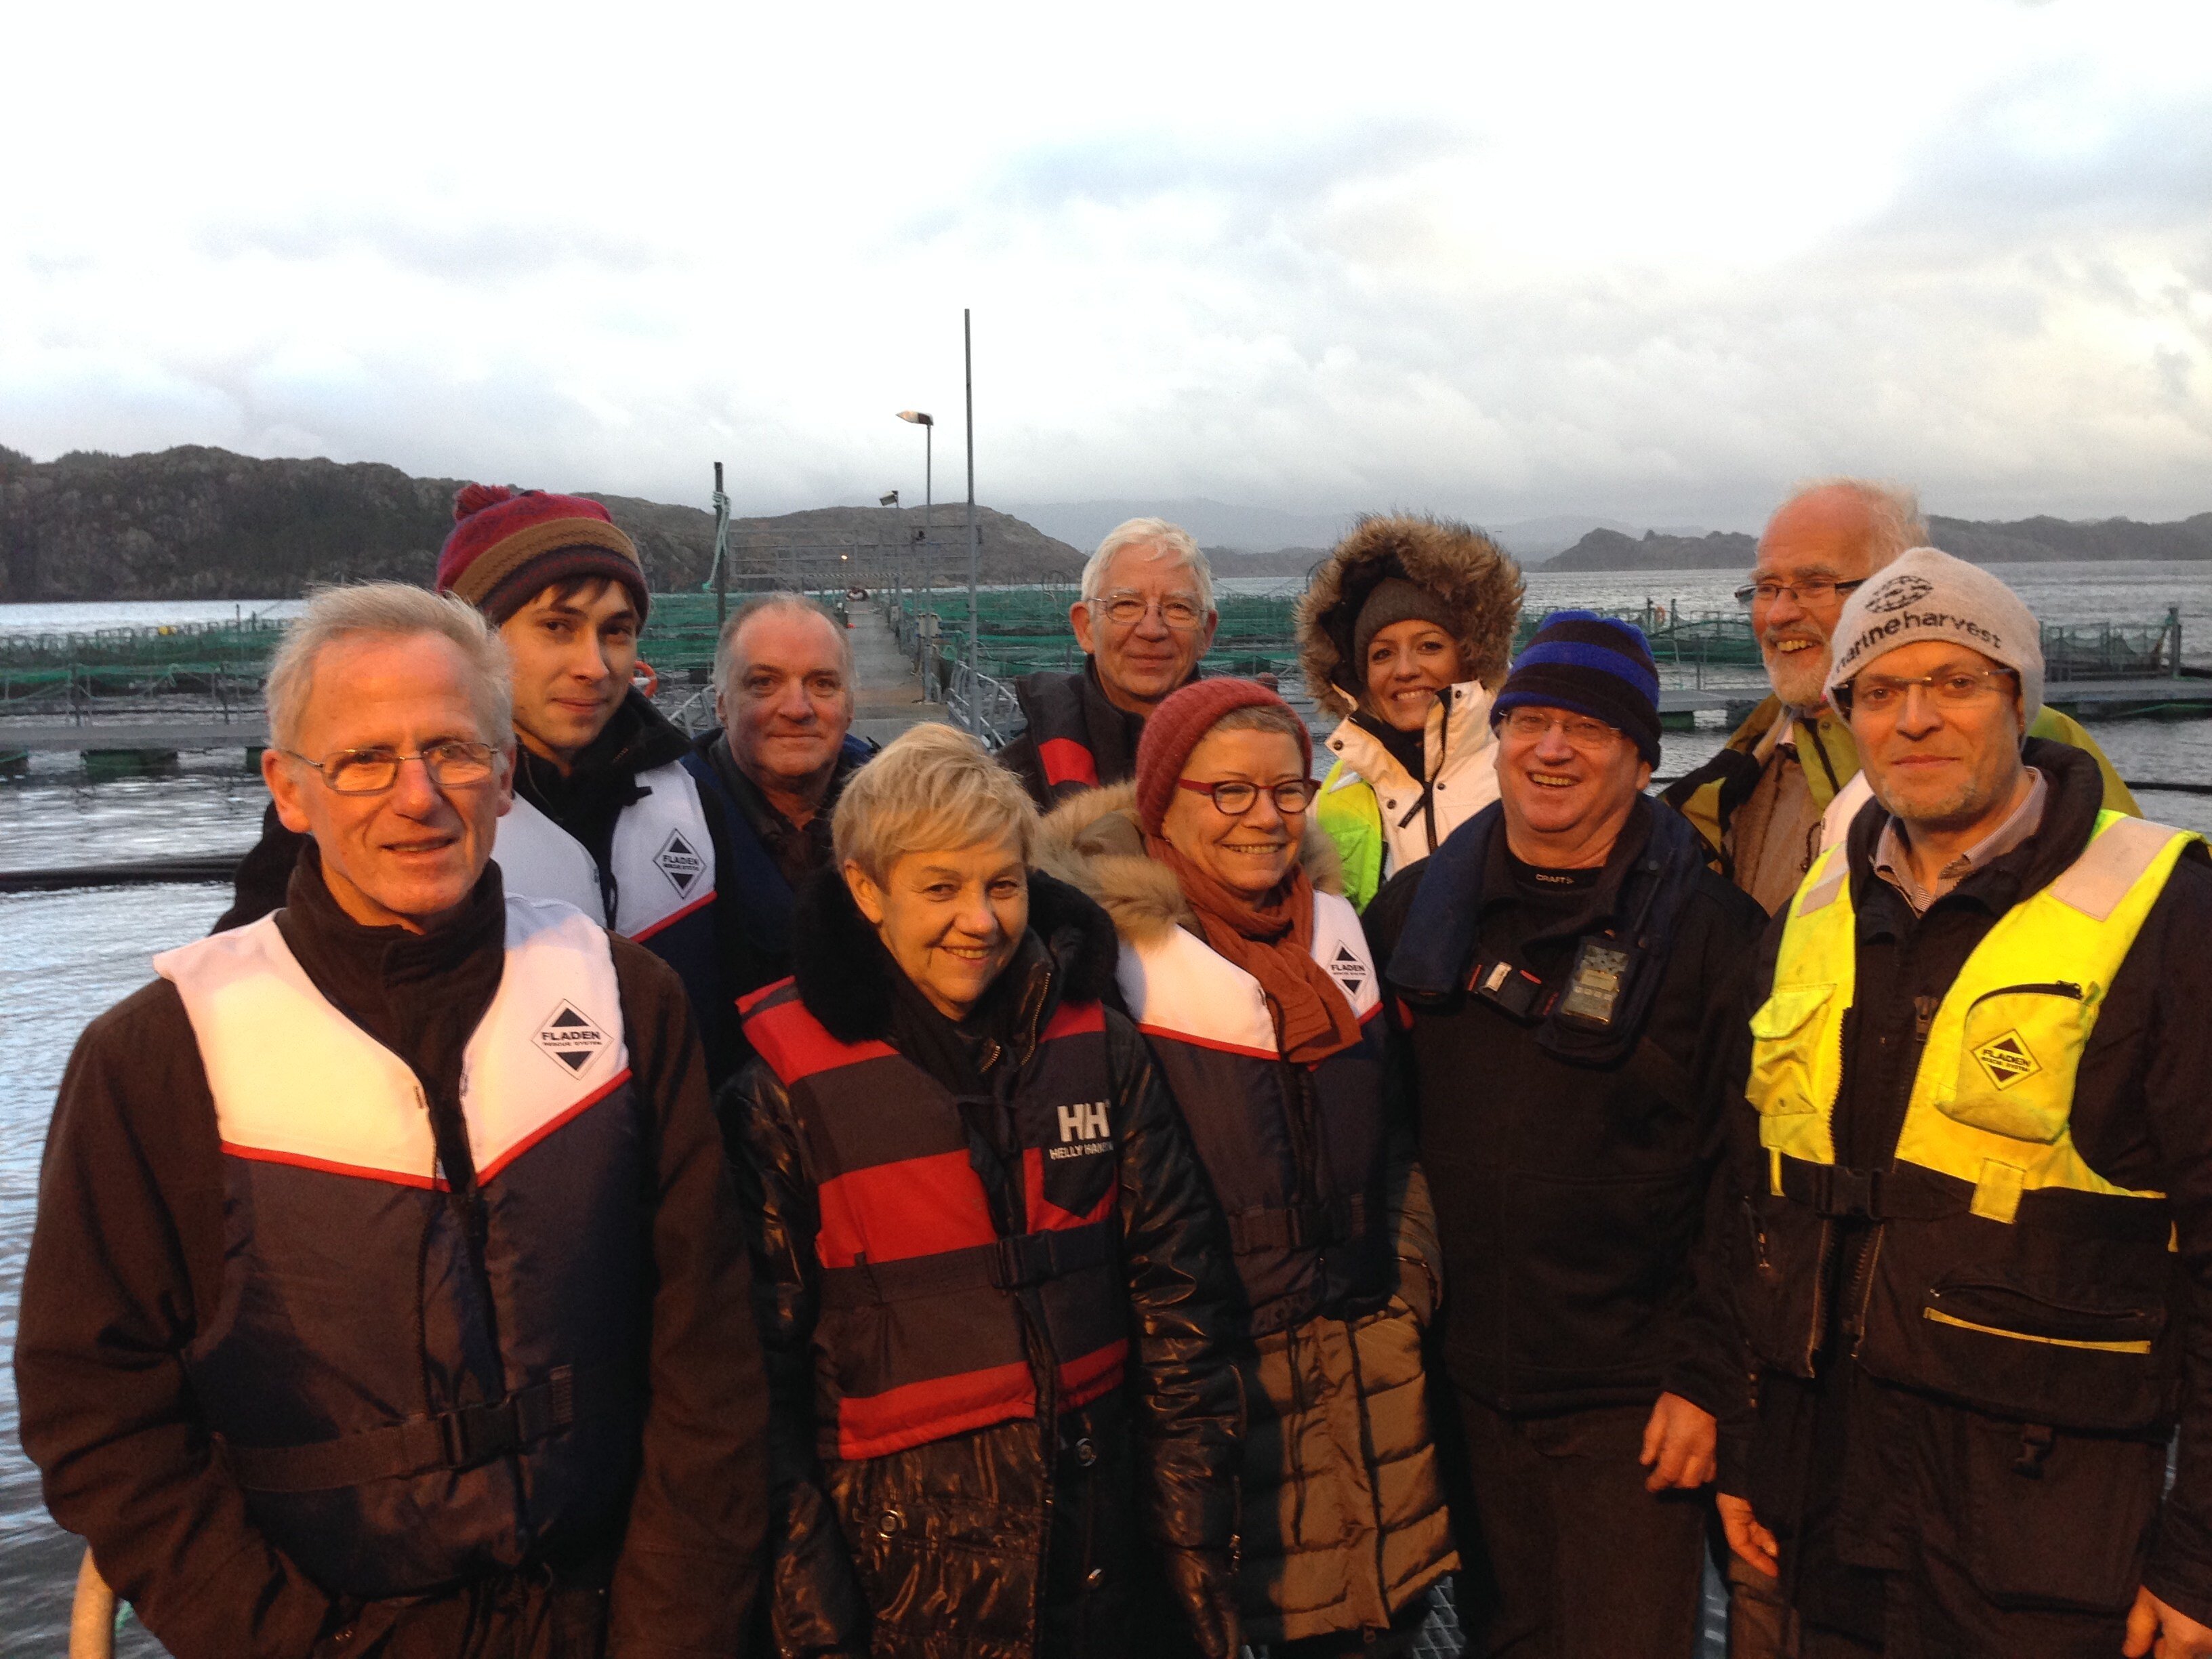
[1663,478,2135,916]
[15,583,768,1659]
[996,516,1220,807]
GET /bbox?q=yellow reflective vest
[1740,811,2200,1431]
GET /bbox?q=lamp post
[962,310,979,731]
[896,410,933,607]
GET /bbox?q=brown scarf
[1143,832,1366,1066]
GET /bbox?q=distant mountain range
[3,445,2205,600]
[1002,499,1672,560]
[1541,513,2212,571]
[0,445,1082,600]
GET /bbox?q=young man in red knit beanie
[221,484,795,1084]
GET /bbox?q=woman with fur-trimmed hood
[1296,514,1524,908]
[1038,678,1455,1656]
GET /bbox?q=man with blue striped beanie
[1367,609,1767,1659]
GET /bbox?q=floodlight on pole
[895,410,935,607]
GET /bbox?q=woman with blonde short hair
[722,722,1245,1658]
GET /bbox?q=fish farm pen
[0,588,2200,731]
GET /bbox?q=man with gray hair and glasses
[997,516,1218,806]
[16,583,767,1658]
[1664,479,2133,916]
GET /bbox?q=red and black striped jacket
[722,867,1246,1659]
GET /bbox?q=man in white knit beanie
[1720,544,2212,1658]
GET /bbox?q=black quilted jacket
[722,869,1246,1659]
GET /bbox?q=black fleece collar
[787,863,1121,1050]
[273,840,508,1071]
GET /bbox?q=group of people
[14,477,2212,1659]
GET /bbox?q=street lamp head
[880,491,900,507]
[897,410,935,426]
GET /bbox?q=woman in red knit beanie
[1038,677,1456,1654]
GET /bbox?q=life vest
[1115,890,1391,1334]
[1008,668,1109,802]
[152,897,648,1598]
[738,981,1130,1462]
[1742,810,2200,1431]
[495,759,717,941]
[1315,682,1501,910]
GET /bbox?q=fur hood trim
[1034,782,1345,947]
[789,862,1122,1044]
[1295,514,1524,717]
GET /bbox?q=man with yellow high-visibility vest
[1716,548,2212,1658]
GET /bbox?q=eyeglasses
[1498,710,1622,750]
[1177,777,1319,815]
[1733,577,1866,610]
[279,739,503,795]
[1097,590,1208,631]
[1834,667,2018,718]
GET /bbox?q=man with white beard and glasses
[1664,480,2133,917]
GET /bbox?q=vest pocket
[1936,983,2091,1145]
[1958,1414,2162,1613]
[1747,985,1835,1120]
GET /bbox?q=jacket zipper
[1841,992,1936,1357]
[1965,981,2083,1011]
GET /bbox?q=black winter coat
[1369,797,1766,1418]
[722,867,1246,1659]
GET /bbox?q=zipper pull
[1913,996,1938,1042]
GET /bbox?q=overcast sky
[5,1,2209,531]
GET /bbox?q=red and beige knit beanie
[1134,678,1315,832]
[435,484,649,623]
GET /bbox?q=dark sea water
[3,564,2207,1653]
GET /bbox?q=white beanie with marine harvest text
[1823,546,2045,726]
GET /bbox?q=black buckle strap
[1227,1194,1370,1254]
[1776,1156,1963,1223]
[223,1364,628,1494]
[991,1223,1115,1291]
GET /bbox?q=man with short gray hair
[997,516,1218,806]
[678,591,874,1080]
[16,583,768,1658]
[1664,480,2134,914]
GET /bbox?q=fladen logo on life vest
[1326,942,1366,1000]
[655,830,707,897]
[535,1002,610,1074]
[1051,1100,1111,1160]
[1972,1029,2042,1091]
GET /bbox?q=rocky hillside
[1545,513,2212,571]
[0,445,1084,600]
[1544,527,1757,571]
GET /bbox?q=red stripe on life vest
[1023,1147,1118,1233]
[745,991,899,1084]
[816,1149,1000,1269]
[628,889,714,943]
[1057,1338,1129,1409]
[219,1142,442,1191]
[1038,738,1099,790]
[476,1069,632,1184]
[836,1359,1036,1460]
[1040,999,1107,1040]
[736,978,789,1019]
[1137,1022,1279,1062]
